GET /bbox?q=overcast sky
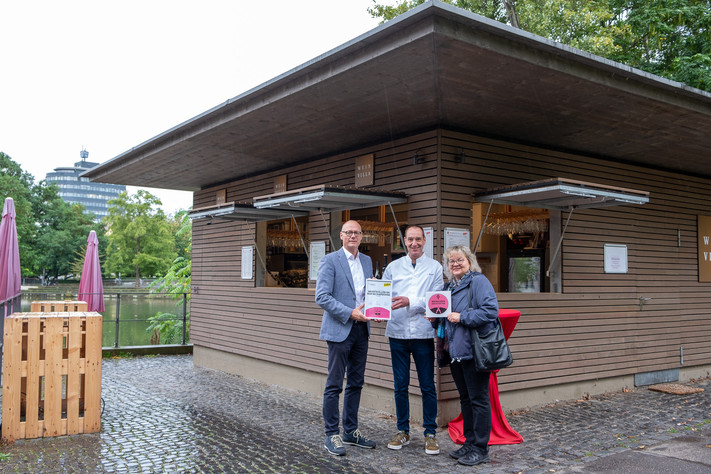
[0,1,383,213]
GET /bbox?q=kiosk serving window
[264,216,309,288]
[473,203,550,293]
[474,178,650,294]
[253,185,408,283]
[189,186,409,288]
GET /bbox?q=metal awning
[473,178,650,278]
[253,185,408,211]
[474,178,649,210]
[188,202,307,221]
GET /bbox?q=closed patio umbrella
[78,230,105,312]
[0,197,21,317]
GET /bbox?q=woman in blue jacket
[431,245,498,466]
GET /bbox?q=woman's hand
[447,312,461,324]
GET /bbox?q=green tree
[104,190,177,287]
[368,0,711,92]
[33,182,97,282]
[608,0,711,90]
[147,210,191,344]
[1,153,106,281]
[0,152,37,276]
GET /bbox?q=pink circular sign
[428,293,449,315]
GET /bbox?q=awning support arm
[546,207,574,277]
[318,209,336,250]
[252,239,268,275]
[292,214,309,260]
[387,202,405,250]
[473,199,494,253]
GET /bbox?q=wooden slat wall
[439,130,711,400]
[190,127,711,403]
[191,131,441,393]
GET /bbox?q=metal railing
[106,292,190,348]
[11,291,190,348]
[1,293,22,318]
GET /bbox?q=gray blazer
[315,248,373,342]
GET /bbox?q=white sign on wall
[444,227,470,251]
[423,226,433,257]
[241,246,254,279]
[309,241,327,281]
[604,244,628,273]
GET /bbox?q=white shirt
[342,247,365,306]
[383,252,444,339]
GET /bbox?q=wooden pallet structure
[30,301,88,312]
[2,311,102,442]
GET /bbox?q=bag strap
[467,273,476,311]
[467,273,498,328]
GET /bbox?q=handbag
[467,275,514,372]
[470,318,513,372]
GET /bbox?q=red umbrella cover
[78,230,105,312]
[0,197,22,314]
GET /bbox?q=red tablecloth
[448,309,524,445]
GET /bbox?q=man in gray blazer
[315,219,377,455]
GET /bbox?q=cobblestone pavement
[0,355,709,473]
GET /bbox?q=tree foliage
[104,190,177,287]
[33,183,97,281]
[1,152,101,280]
[147,210,192,344]
[608,0,711,90]
[0,152,37,275]
[369,0,711,92]
[151,210,192,296]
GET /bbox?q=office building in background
[45,149,126,219]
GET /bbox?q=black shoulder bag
[467,276,514,372]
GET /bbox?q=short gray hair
[442,245,481,279]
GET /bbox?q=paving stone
[0,355,709,472]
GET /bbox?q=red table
[447,309,523,445]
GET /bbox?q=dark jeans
[388,337,437,435]
[323,322,368,436]
[450,359,491,453]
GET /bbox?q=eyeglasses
[448,258,467,265]
[341,230,362,236]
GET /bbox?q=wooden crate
[30,301,88,312]
[1,312,102,442]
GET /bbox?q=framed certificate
[365,279,392,320]
[425,291,451,318]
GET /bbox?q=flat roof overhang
[83,1,711,191]
[474,178,650,210]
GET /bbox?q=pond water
[21,293,189,347]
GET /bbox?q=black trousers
[323,322,368,436]
[450,359,491,453]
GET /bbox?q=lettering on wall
[274,175,287,194]
[355,154,374,187]
[698,215,711,282]
[216,189,226,205]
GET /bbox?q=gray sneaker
[342,429,376,449]
[450,443,474,459]
[325,434,346,456]
[458,450,490,466]
[387,430,411,450]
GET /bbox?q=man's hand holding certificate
[365,279,392,320]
